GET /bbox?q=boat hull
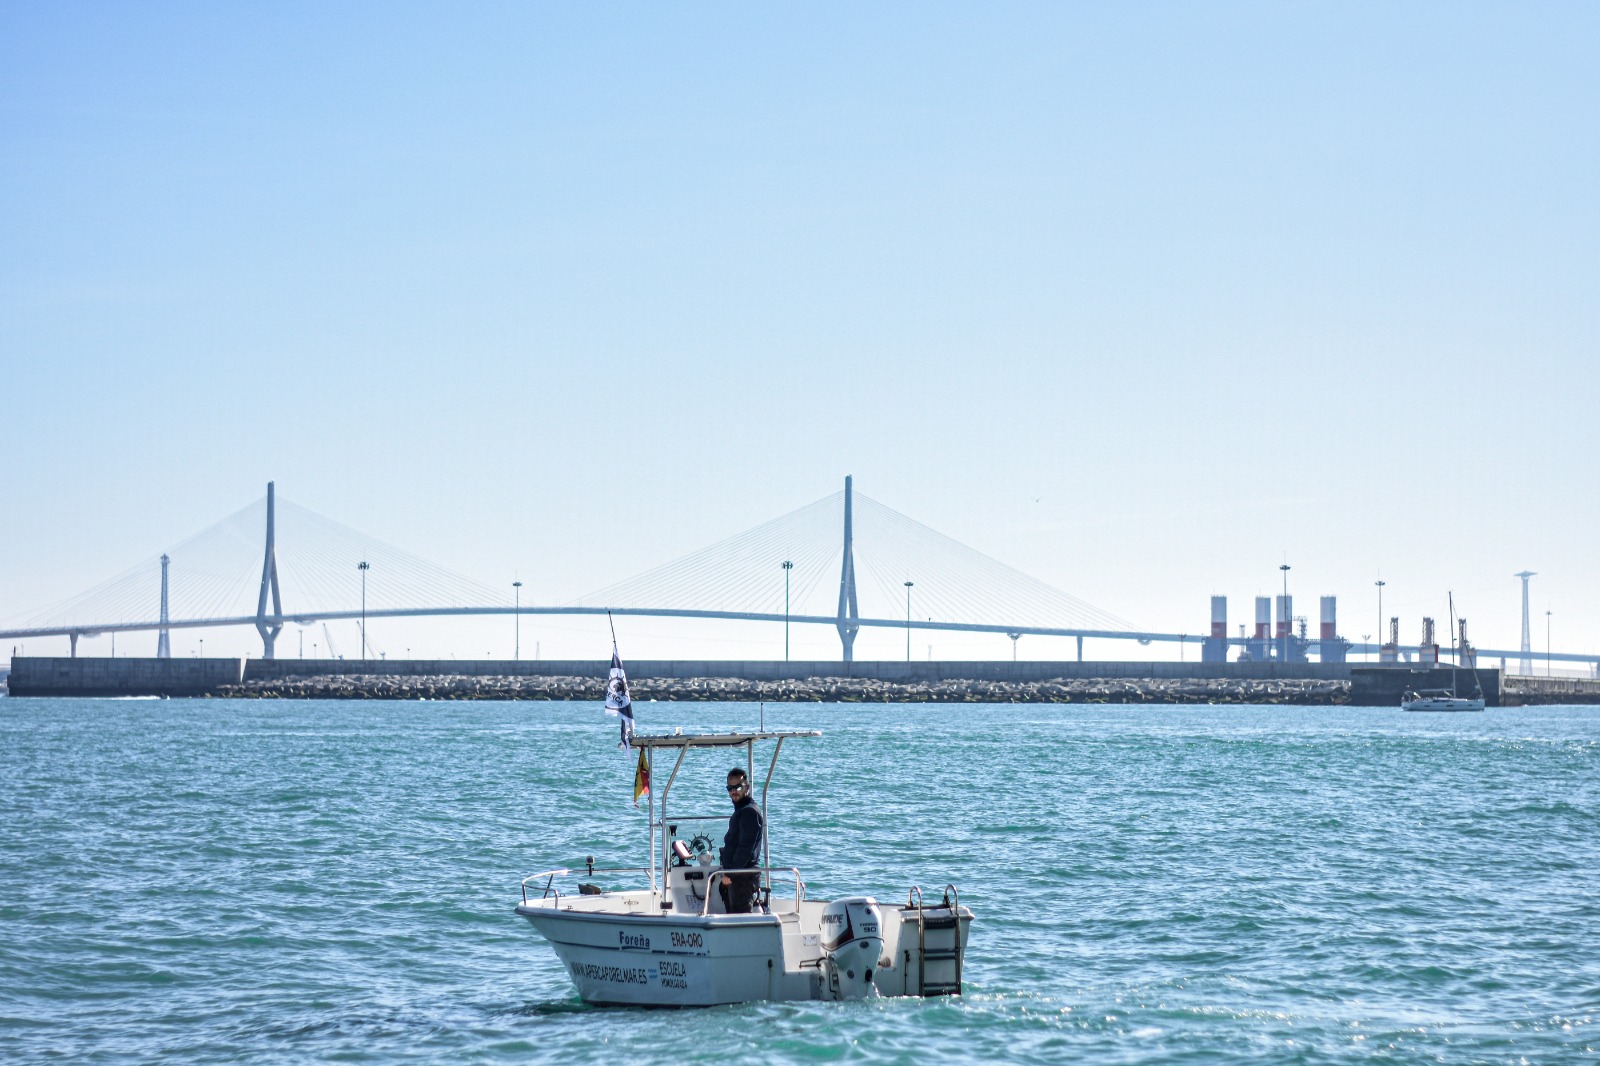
[516,896,972,1006]
[516,904,812,1005]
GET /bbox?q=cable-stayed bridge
[4,478,1595,668]
[1,478,1175,661]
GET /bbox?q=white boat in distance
[1401,688,1486,713]
[515,728,973,1006]
[1403,593,1487,713]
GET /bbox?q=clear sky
[3,2,1596,667]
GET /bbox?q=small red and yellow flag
[633,747,650,807]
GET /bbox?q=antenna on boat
[759,701,766,732]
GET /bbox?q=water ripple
[1,699,1597,1063]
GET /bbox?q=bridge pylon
[156,554,171,658]
[836,475,860,663]
[255,482,284,659]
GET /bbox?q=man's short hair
[727,768,748,782]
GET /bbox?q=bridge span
[4,478,1596,671]
[1,605,1594,669]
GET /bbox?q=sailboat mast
[1448,592,1459,697]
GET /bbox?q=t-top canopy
[629,729,821,749]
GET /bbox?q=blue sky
[3,3,1596,665]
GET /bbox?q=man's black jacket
[719,796,764,871]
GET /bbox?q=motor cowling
[820,896,882,1000]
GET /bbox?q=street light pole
[781,561,793,662]
[512,581,522,660]
[1279,564,1291,662]
[1374,579,1385,661]
[358,561,370,660]
[1547,610,1552,676]
[904,581,914,663]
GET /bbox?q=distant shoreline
[15,657,1594,704]
[208,673,1352,704]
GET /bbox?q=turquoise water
[1,698,1597,1064]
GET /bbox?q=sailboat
[1402,593,1486,712]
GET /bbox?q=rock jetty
[209,674,1350,704]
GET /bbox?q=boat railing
[520,865,655,904]
[693,865,806,916]
[906,884,964,913]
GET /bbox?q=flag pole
[646,749,657,893]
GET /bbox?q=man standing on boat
[719,769,764,914]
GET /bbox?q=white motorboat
[515,728,973,1006]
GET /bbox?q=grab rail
[520,863,806,914]
[695,866,806,916]
[519,865,654,903]
[904,883,964,913]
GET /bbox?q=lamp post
[358,561,370,660]
[1546,610,1552,676]
[781,561,793,662]
[904,581,914,662]
[512,581,522,660]
[1279,564,1291,662]
[1374,579,1385,660]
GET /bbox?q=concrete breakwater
[13,658,1511,704]
[1501,674,1600,705]
[210,673,1352,704]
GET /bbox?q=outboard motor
[819,896,882,1000]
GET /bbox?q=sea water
[1,698,1596,1064]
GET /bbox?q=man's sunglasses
[726,782,746,792]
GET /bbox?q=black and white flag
[604,649,634,749]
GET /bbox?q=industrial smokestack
[1203,596,1228,662]
[1247,596,1272,662]
[1318,595,1346,663]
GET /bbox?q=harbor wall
[1500,674,1600,705]
[1349,667,1502,707]
[240,658,1358,683]
[8,657,245,697]
[6,656,1511,705]
[9,656,1354,699]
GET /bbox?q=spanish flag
[633,747,650,807]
